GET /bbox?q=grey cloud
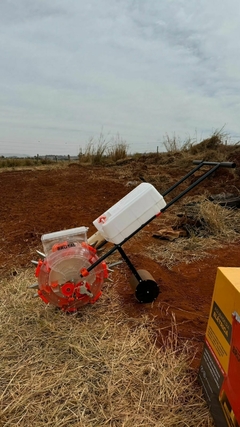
[0,0,240,155]
[121,0,240,97]
[0,0,66,25]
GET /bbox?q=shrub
[108,135,129,162]
[80,133,128,164]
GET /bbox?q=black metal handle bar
[163,160,236,198]
[161,163,221,212]
[193,160,236,168]
[162,161,204,197]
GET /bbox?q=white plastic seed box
[41,226,88,255]
[93,183,166,244]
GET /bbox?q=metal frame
[81,160,236,299]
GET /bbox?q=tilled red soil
[1,160,239,366]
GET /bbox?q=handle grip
[193,160,236,168]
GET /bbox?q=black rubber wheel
[135,279,160,303]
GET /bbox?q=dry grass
[80,136,109,165]
[147,198,240,268]
[147,235,218,269]
[0,157,54,168]
[156,128,240,170]
[0,271,213,427]
[108,143,128,163]
[197,199,240,236]
[79,133,128,165]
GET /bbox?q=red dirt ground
[1,159,240,367]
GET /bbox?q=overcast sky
[1,0,240,156]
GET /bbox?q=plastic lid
[41,227,88,242]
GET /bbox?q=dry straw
[0,270,214,427]
[147,198,240,268]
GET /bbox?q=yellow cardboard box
[199,267,240,427]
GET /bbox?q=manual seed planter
[31,160,236,311]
